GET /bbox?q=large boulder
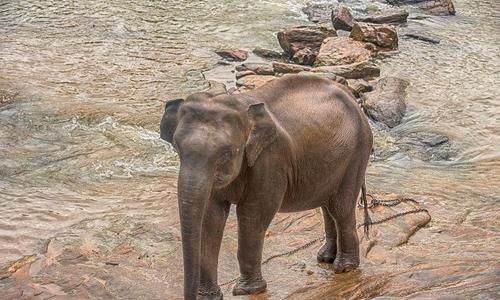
[314,37,373,66]
[311,61,381,79]
[362,77,409,128]
[277,26,336,58]
[386,0,455,16]
[350,22,399,50]
[331,5,355,31]
[356,10,409,24]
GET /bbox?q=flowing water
[0,0,499,299]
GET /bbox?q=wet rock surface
[386,0,456,16]
[356,10,409,24]
[315,37,373,66]
[362,77,409,128]
[302,2,337,23]
[351,22,399,50]
[402,33,441,44]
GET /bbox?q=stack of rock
[212,0,455,128]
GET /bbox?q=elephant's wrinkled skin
[160,74,373,300]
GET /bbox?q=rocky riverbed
[1,0,499,299]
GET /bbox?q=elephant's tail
[362,182,371,238]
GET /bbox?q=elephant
[160,74,373,300]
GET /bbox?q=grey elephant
[160,74,373,300]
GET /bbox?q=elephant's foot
[317,240,337,264]
[232,277,267,296]
[333,254,359,273]
[198,287,223,300]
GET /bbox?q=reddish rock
[314,37,372,66]
[331,5,355,31]
[273,62,311,74]
[347,79,373,97]
[235,70,256,79]
[277,26,336,58]
[350,22,399,50]
[311,61,381,79]
[292,47,317,66]
[214,49,248,61]
[236,75,277,92]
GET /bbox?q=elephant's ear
[245,103,277,167]
[160,98,184,143]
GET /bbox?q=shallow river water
[0,0,499,299]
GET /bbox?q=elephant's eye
[220,149,232,162]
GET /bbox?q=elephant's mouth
[213,172,232,189]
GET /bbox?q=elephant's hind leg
[327,168,364,273]
[317,206,338,264]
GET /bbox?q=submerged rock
[356,10,409,24]
[215,49,248,62]
[312,61,381,79]
[277,26,336,58]
[253,47,283,60]
[273,62,311,74]
[235,63,274,75]
[315,37,373,66]
[386,0,455,16]
[302,2,336,23]
[402,33,441,44]
[362,77,409,128]
[331,5,355,31]
[395,132,456,161]
[351,22,399,50]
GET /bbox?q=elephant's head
[160,92,277,299]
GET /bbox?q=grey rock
[356,10,409,24]
[347,79,373,97]
[362,77,409,128]
[253,47,283,60]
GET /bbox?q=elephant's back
[252,74,370,146]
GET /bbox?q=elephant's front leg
[198,200,231,300]
[233,180,286,296]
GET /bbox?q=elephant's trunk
[177,166,213,300]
